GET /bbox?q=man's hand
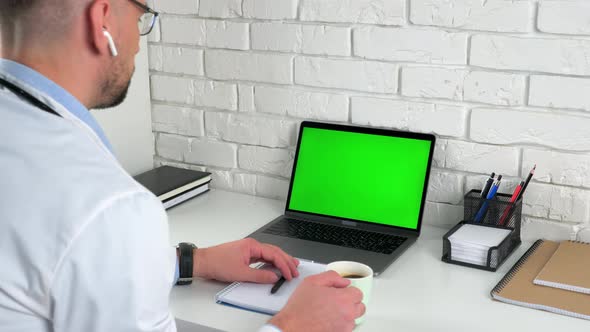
[193,238,300,283]
[268,271,365,332]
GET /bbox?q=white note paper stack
[448,224,511,266]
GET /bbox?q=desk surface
[168,190,587,332]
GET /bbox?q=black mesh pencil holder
[441,190,522,272]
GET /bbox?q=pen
[498,181,524,226]
[474,175,502,223]
[480,172,495,198]
[516,164,536,201]
[270,276,286,294]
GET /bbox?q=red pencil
[498,181,524,226]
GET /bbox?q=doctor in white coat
[0,0,365,331]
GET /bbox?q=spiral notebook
[533,240,590,294]
[491,240,590,321]
[215,260,327,315]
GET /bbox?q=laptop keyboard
[262,218,407,254]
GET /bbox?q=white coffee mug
[326,261,373,325]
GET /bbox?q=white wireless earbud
[102,29,118,57]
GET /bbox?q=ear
[87,0,112,56]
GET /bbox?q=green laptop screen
[288,127,432,230]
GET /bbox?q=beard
[93,60,134,110]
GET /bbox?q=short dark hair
[0,0,38,20]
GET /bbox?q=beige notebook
[491,240,590,321]
[534,240,590,294]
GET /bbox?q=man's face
[94,0,143,109]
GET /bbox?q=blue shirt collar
[0,58,114,153]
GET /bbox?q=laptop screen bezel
[284,121,436,236]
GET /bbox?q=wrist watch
[177,242,197,285]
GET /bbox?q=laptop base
[249,216,417,276]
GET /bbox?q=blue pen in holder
[441,190,522,272]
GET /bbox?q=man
[0,0,365,331]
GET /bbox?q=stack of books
[447,224,511,266]
[134,165,211,209]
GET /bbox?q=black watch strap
[177,242,196,285]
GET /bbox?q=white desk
[168,190,587,332]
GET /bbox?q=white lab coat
[0,65,177,331]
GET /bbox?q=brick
[201,20,249,50]
[300,0,405,25]
[161,17,248,50]
[205,112,298,148]
[256,175,290,200]
[471,35,590,76]
[160,17,204,45]
[538,1,590,35]
[354,27,468,65]
[238,84,255,112]
[423,202,463,227]
[301,25,351,56]
[150,75,194,105]
[148,45,163,71]
[522,217,579,242]
[251,22,351,56]
[294,56,397,93]
[529,75,590,111]
[426,170,464,205]
[470,108,590,151]
[193,80,237,111]
[152,104,204,136]
[198,0,242,18]
[463,71,526,106]
[243,0,298,19]
[351,97,466,137]
[402,67,465,101]
[155,133,190,161]
[411,0,532,32]
[238,146,294,177]
[254,86,349,121]
[149,45,204,75]
[433,139,519,176]
[402,67,525,105]
[233,173,257,195]
[523,183,590,223]
[207,168,233,190]
[205,50,293,84]
[251,23,300,53]
[185,139,237,168]
[153,0,198,14]
[522,149,590,189]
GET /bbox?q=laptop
[249,121,435,275]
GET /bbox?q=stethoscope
[0,76,61,117]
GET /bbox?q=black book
[134,166,212,203]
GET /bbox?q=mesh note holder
[441,190,522,272]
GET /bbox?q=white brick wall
[148,0,590,238]
[354,27,468,64]
[411,0,532,33]
[300,0,406,25]
[537,1,590,36]
[294,57,398,93]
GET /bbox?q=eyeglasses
[128,0,159,36]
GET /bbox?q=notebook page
[215,260,327,315]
